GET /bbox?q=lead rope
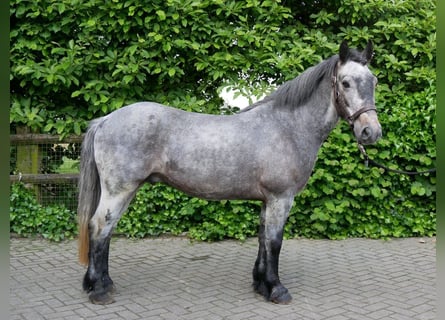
[357,143,436,175]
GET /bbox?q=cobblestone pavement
[10,236,436,320]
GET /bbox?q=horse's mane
[241,55,339,112]
[241,47,371,112]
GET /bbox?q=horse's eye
[342,81,350,88]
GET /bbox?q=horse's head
[333,40,382,145]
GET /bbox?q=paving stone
[10,236,436,320]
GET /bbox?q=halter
[332,63,377,130]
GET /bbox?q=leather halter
[332,63,377,130]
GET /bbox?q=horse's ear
[339,40,349,63]
[363,40,373,63]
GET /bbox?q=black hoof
[104,283,116,294]
[83,274,115,294]
[253,281,292,304]
[83,274,116,304]
[270,285,292,304]
[89,291,115,305]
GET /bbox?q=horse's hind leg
[83,185,138,305]
[253,195,293,304]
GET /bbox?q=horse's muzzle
[352,109,382,145]
[358,125,382,145]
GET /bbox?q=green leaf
[123,75,133,84]
[156,10,166,20]
[325,201,335,211]
[410,182,426,196]
[168,68,176,77]
[370,187,381,198]
[73,122,81,135]
[71,90,82,98]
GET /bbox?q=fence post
[15,126,40,199]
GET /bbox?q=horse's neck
[286,94,339,147]
[243,85,339,146]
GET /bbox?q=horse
[77,40,382,305]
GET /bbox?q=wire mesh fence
[10,132,83,212]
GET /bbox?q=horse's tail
[77,119,102,266]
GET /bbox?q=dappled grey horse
[78,41,381,305]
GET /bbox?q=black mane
[241,48,368,112]
[241,56,338,112]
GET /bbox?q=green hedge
[10,183,77,241]
[10,0,435,241]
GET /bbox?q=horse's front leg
[253,197,293,304]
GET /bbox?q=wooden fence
[10,129,84,209]
[10,132,83,184]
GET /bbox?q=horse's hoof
[270,286,292,304]
[89,291,115,305]
[104,283,116,294]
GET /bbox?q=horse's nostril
[361,127,371,139]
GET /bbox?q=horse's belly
[159,163,263,200]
